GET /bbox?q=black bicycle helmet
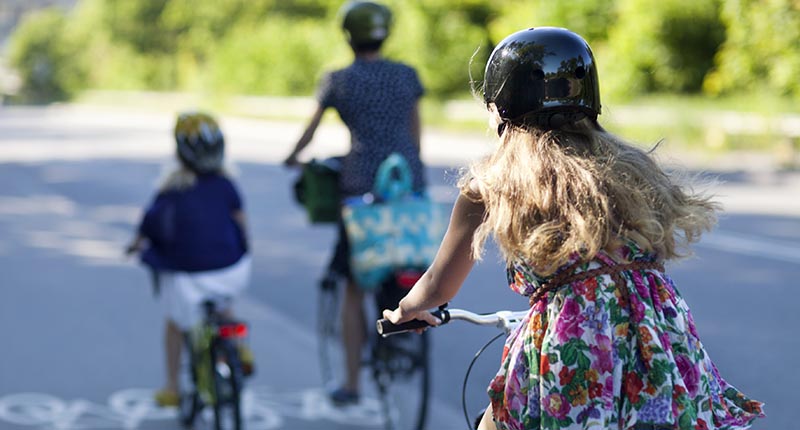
[174,112,224,174]
[484,27,601,130]
[340,1,392,48]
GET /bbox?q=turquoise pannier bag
[342,153,449,290]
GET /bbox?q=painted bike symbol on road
[0,386,384,429]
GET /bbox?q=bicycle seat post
[203,300,216,320]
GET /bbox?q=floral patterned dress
[487,242,764,430]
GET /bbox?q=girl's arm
[284,104,326,166]
[232,209,249,252]
[127,193,163,254]
[382,193,485,325]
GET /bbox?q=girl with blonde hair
[127,112,252,406]
[383,27,764,429]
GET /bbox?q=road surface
[0,105,797,429]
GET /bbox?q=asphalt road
[0,105,797,429]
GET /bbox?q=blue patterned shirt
[317,58,426,196]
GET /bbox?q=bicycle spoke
[212,342,242,430]
[179,336,201,427]
[372,333,429,430]
[318,284,344,388]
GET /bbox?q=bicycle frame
[317,269,430,430]
[181,300,248,430]
[376,305,529,430]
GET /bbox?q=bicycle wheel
[371,331,430,430]
[210,340,243,430]
[317,274,344,388]
[179,334,201,427]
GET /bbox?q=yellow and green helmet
[174,112,224,173]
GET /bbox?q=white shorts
[160,255,251,330]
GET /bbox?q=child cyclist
[127,112,252,407]
[284,1,426,405]
[383,28,764,429]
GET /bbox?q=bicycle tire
[317,276,343,388]
[210,340,243,430]
[372,331,430,430]
[179,334,200,427]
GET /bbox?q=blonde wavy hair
[157,160,237,193]
[460,111,719,275]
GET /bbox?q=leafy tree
[7,7,88,102]
[603,0,724,98]
[385,1,491,98]
[488,0,614,44]
[98,0,177,54]
[9,0,798,103]
[705,0,800,98]
[208,16,345,96]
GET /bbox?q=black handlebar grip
[376,309,449,336]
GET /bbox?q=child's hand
[382,307,442,334]
[125,237,144,256]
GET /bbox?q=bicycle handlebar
[376,307,529,337]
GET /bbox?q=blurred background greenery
[2,0,800,156]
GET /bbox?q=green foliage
[98,0,177,54]
[7,8,88,102]
[705,0,800,98]
[603,0,724,99]
[5,0,799,103]
[488,0,614,44]
[208,17,346,96]
[385,1,491,98]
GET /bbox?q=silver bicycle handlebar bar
[446,309,528,335]
[376,307,529,337]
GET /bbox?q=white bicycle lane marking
[0,386,385,429]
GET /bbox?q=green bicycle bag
[294,158,341,223]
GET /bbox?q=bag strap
[528,259,664,306]
[373,153,413,201]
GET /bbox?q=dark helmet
[174,112,224,174]
[484,27,601,130]
[340,1,392,47]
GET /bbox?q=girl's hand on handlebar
[382,307,442,334]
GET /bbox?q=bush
[7,8,89,102]
[488,0,614,44]
[208,17,346,96]
[704,0,800,98]
[386,2,491,98]
[602,0,724,98]
[8,0,798,104]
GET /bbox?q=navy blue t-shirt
[139,174,247,272]
[317,58,426,196]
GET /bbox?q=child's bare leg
[477,404,497,430]
[165,319,182,393]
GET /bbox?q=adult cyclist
[283,0,426,406]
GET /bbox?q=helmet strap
[496,121,507,137]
